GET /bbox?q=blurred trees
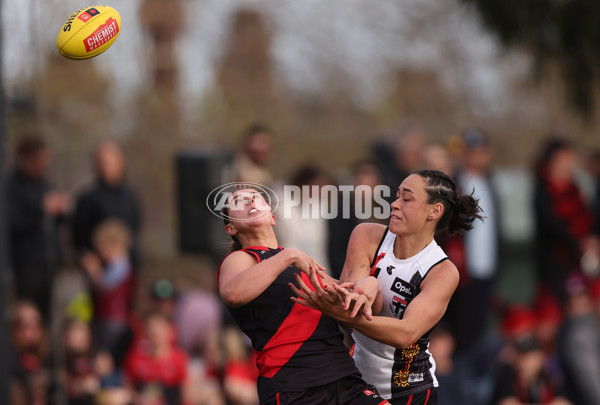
[217,10,275,124]
[5,1,600,261]
[463,0,600,118]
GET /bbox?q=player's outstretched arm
[220,248,324,307]
[290,223,385,320]
[345,261,459,348]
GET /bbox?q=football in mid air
[57,5,121,60]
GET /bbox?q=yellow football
[56,5,121,60]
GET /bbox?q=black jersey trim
[370,227,389,268]
[420,257,449,285]
[244,245,282,251]
[372,267,381,278]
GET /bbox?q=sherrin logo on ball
[57,5,121,60]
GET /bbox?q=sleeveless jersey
[219,246,361,401]
[351,229,448,400]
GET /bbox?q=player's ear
[428,202,444,221]
[271,214,276,226]
[225,223,238,237]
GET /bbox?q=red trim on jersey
[378,401,390,405]
[217,247,272,288]
[255,272,322,378]
[370,252,386,276]
[406,394,413,405]
[424,389,431,405]
[276,392,281,405]
[242,249,261,262]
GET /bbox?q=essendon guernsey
[219,247,360,401]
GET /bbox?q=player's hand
[333,284,374,320]
[289,269,371,323]
[289,269,342,315]
[339,276,380,305]
[285,248,326,279]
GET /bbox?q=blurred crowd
[5,124,600,405]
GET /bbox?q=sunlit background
[3,1,600,404]
[3,0,600,298]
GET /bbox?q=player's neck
[239,230,279,249]
[393,232,434,260]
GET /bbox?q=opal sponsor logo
[390,278,414,297]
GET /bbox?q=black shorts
[261,373,390,405]
[388,388,437,405]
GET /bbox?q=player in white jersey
[291,170,483,405]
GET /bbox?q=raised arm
[219,248,324,307]
[340,222,387,283]
[345,261,459,348]
[338,223,387,312]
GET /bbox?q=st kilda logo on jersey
[389,277,415,318]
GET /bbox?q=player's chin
[243,213,272,226]
[388,219,406,235]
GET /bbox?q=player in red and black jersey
[218,188,389,405]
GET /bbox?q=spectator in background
[447,128,502,353]
[489,304,570,405]
[277,164,331,272]
[81,219,134,368]
[130,278,179,351]
[583,150,600,276]
[174,287,222,355]
[73,140,141,269]
[491,335,571,405]
[179,297,224,405]
[62,319,99,405]
[8,135,71,320]
[223,124,274,186]
[62,319,133,405]
[8,301,54,405]
[428,323,479,405]
[593,278,600,318]
[533,138,597,300]
[372,126,427,205]
[422,142,454,175]
[327,160,388,279]
[533,293,565,392]
[557,274,600,405]
[584,149,600,233]
[124,313,188,405]
[221,327,259,405]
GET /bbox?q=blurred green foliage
[464,0,600,117]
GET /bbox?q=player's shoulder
[220,249,258,271]
[350,222,387,245]
[423,258,459,289]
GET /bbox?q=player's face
[226,189,273,225]
[389,174,432,235]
